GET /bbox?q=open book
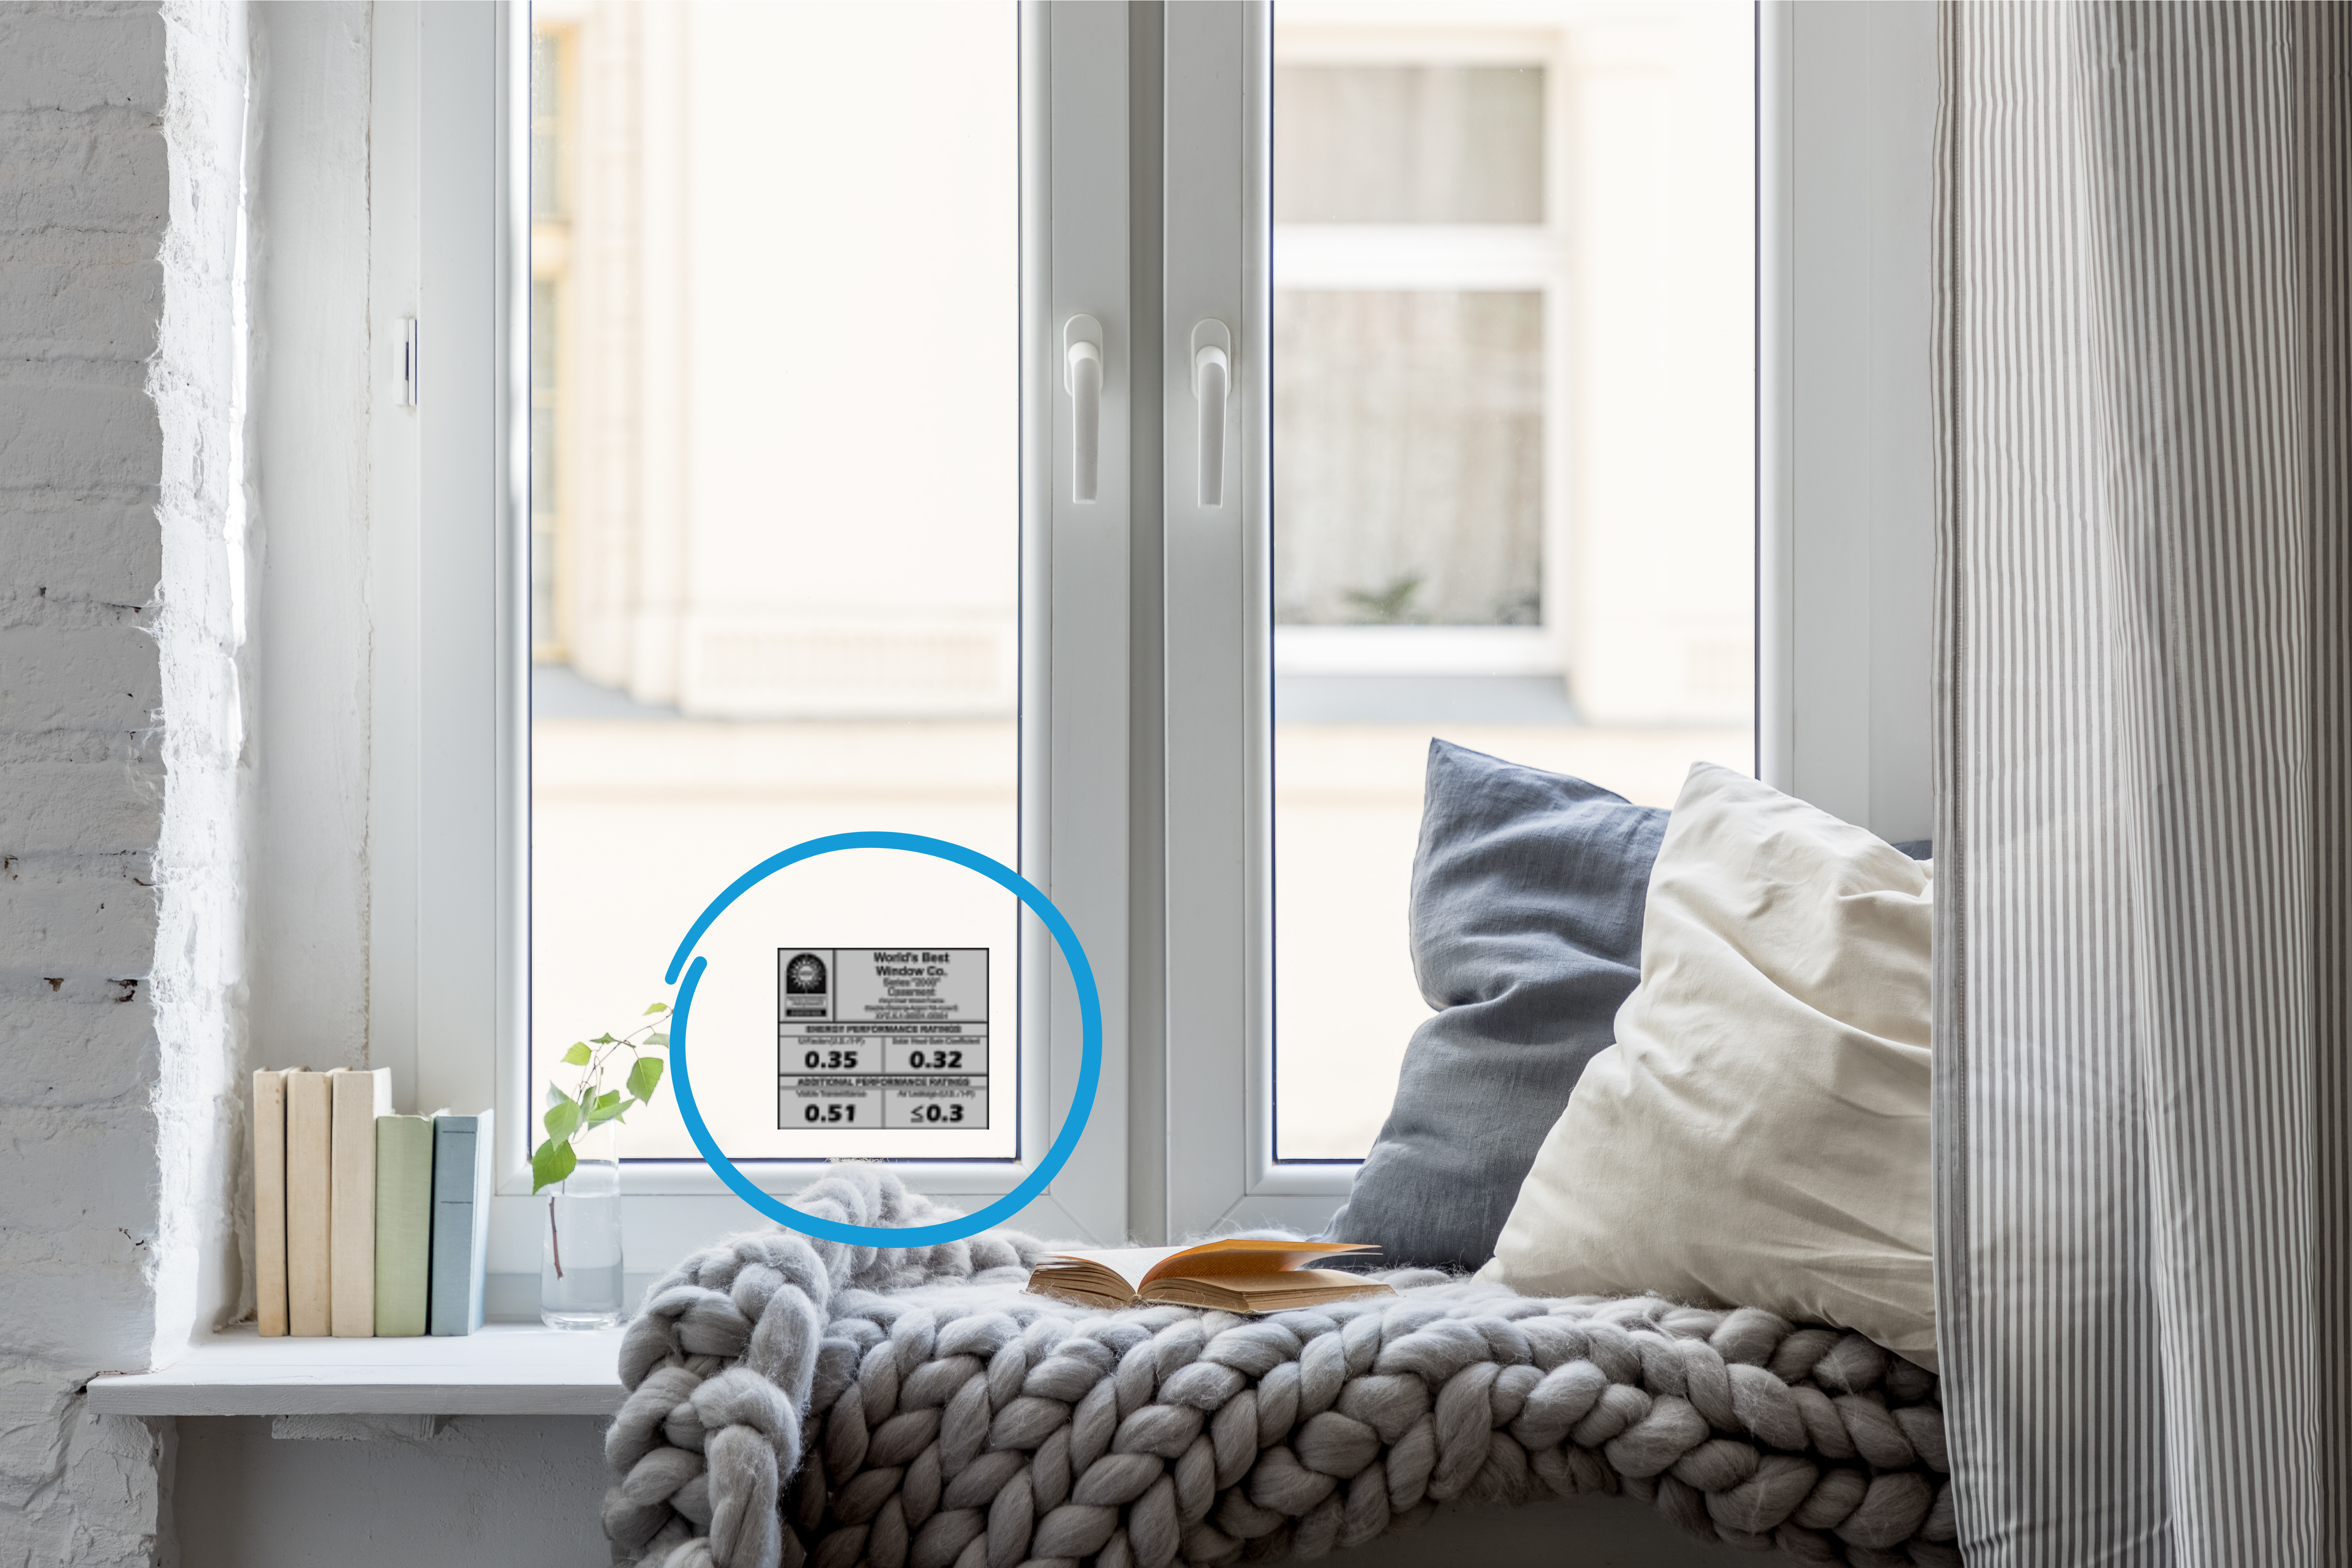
[1026,1239,1394,1313]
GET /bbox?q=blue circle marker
[662,831,1099,1248]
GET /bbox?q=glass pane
[529,4,1021,1164]
[1274,65,1543,224]
[1272,11,1756,1161]
[1275,290,1542,627]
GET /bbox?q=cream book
[1027,1240,1392,1313]
[328,1067,393,1337]
[251,1069,293,1337]
[285,1070,334,1337]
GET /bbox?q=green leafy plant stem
[534,1001,671,1198]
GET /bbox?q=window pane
[1271,10,1756,1161]
[1275,290,1542,627]
[1274,65,1543,224]
[529,3,1021,1163]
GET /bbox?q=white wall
[0,0,245,1558]
[243,2,376,1095]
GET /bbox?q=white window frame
[1158,0,1941,1240]
[374,3,1143,1290]
[370,0,1937,1274]
[1758,0,1936,845]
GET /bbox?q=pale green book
[373,1114,436,1337]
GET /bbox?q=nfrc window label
[776,949,988,1130]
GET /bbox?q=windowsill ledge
[85,1322,625,1417]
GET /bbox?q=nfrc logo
[784,952,828,996]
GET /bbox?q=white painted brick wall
[0,2,246,1561]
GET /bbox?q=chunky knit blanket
[602,1169,1957,1568]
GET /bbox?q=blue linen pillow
[1322,740,1668,1272]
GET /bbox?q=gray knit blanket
[601,1169,1956,1568]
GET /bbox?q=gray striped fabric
[1932,4,2352,1563]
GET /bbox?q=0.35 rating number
[803,1050,859,1070]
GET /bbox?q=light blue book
[429,1110,493,1335]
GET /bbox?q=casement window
[377,0,1931,1283]
[1260,8,1756,1180]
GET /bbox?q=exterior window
[526,5,1023,1166]
[1269,8,1756,1161]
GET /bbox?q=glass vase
[540,1121,624,1329]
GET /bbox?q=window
[1266,11,1756,1164]
[524,3,1028,1170]
[391,3,1942,1269]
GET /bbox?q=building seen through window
[527,1,1021,1164]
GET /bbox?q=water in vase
[541,1158,624,1329]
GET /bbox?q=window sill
[85,1321,624,1417]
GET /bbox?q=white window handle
[1064,315,1103,503]
[1192,319,1230,508]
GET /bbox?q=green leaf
[531,1137,577,1194]
[585,1089,626,1127]
[645,1031,669,1048]
[644,1002,669,1015]
[592,1033,617,1044]
[627,1056,666,1104]
[543,1096,581,1141]
[561,1042,593,1066]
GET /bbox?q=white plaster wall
[242,2,374,1089]
[0,0,246,1559]
[151,0,253,1370]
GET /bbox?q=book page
[1138,1239,1375,1291]
[1047,1245,1188,1294]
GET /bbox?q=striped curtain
[1932,4,2352,1564]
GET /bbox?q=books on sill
[250,1068,493,1337]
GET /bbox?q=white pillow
[1480,761,1937,1369]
